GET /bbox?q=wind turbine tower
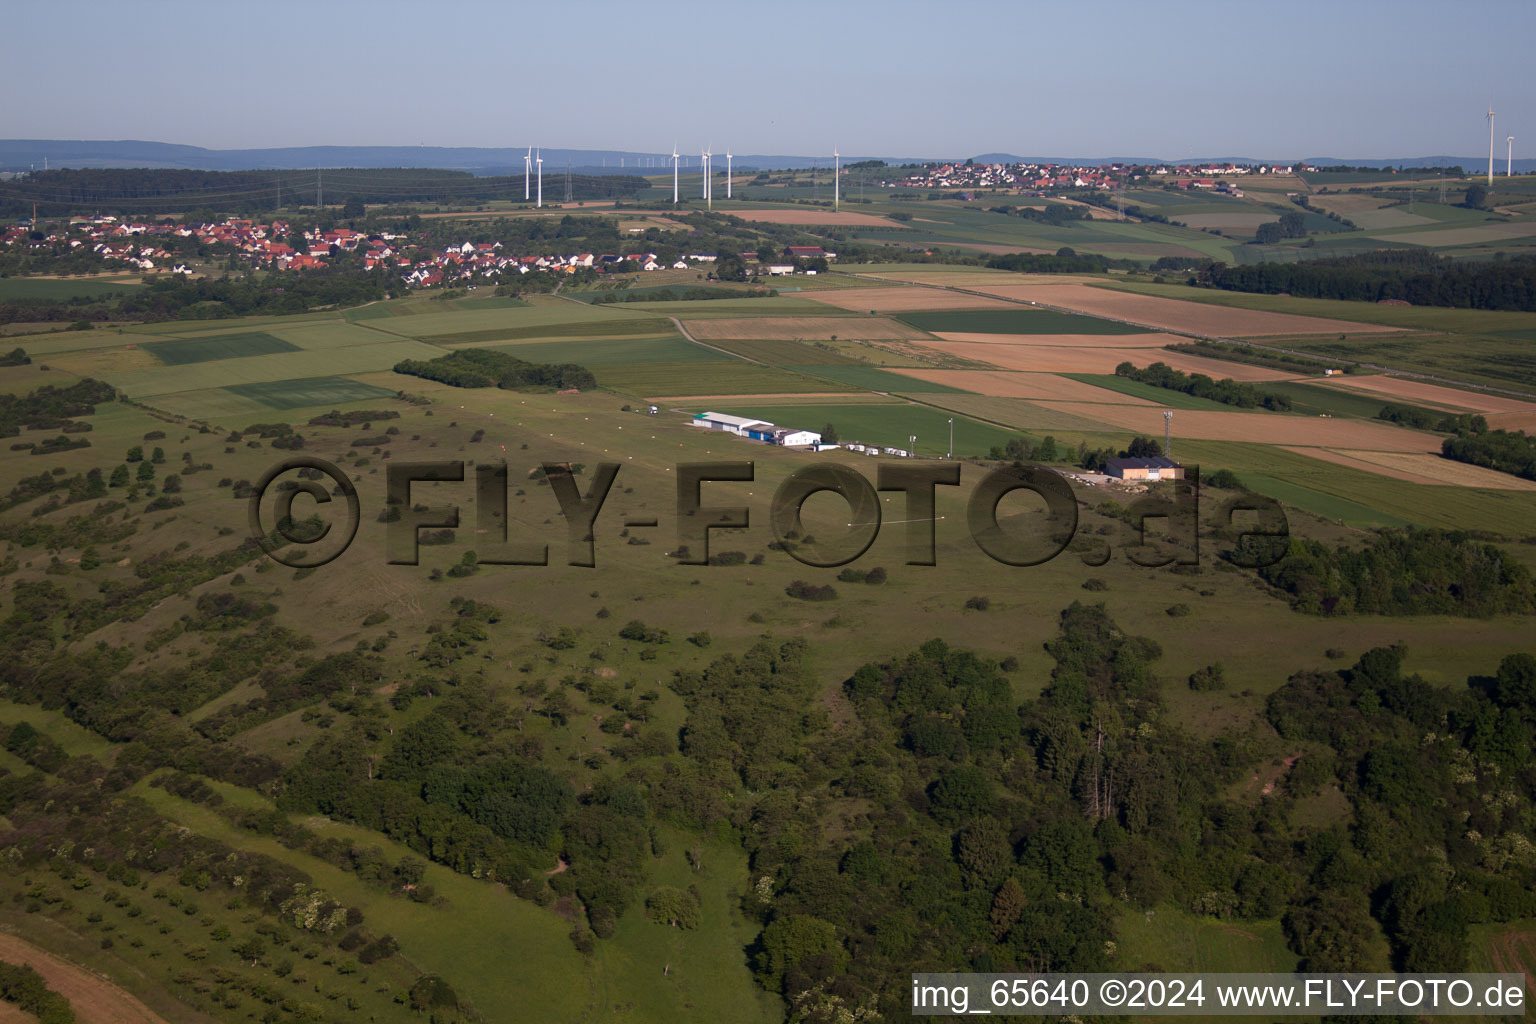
[726,150,732,199]
[672,145,679,205]
[1164,410,1173,460]
[1509,136,1516,177]
[536,149,543,208]
[524,148,531,201]
[834,147,840,210]
[1488,107,1496,186]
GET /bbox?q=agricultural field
[143,330,300,365]
[895,308,1151,335]
[680,316,933,341]
[0,275,144,300]
[6,178,1536,1024]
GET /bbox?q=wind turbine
[536,149,543,208]
[1488,106,1496,186]
[672,144,679,205]
[1509,136,1516,177]
[524,148,531,201]
[833,147,840,210]
[726,150,733,199]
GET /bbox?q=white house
[776,429,822,447]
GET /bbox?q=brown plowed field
[682,316,933,341]
[0,932,171,1024]
[886,368,1162,404]
[970,283,1402,336]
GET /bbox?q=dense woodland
[1206,251,1536,312]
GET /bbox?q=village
[1,213,836,286]
[885,159,1304,193]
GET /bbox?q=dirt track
[0,931,170,1024]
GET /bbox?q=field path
[0,930,171,1024]
[665,316,764,364]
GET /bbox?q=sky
[5,0,1534,162]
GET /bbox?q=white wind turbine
[524,148,531,201]
[1488,106,1496,186]
[833,146,840,210]
[672,144,679,205]
[726,150,733,199]
[1509,136,1516,177]
[536,149,543,208]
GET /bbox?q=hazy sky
[5,0,1533,161]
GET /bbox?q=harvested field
[917,333,1295,381]
[1374,222,1536,247]
[0,931,170,1024]
[801,287,1015,313]
[726,208,904,227]
[1313,374,1536,414]
[1063,405,1442,450]
[886,368,1162,404]
[682,316,933,341]
[970,283,1403,336]
[1289,448,1536,491]
[859,272,1111,287]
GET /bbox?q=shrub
[786,581,837,601]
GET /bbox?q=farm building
[1105,457,1185,481]
[692,411,773,435]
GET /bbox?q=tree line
[1206,251,1536,312]
[1115,360,1293,411]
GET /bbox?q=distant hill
[2,140,1533,175]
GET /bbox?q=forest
[1206,251,1536,312]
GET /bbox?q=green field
[694,337,864,366]
[595,361,851,396]
[494,336,729,365]
[897,308,1151,335]
[788,363,971,393]
[0,276,143,300]
[144,330,302,365]
[224,375,400,409]
[422,318,676,345]
[707,400,1019,456]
